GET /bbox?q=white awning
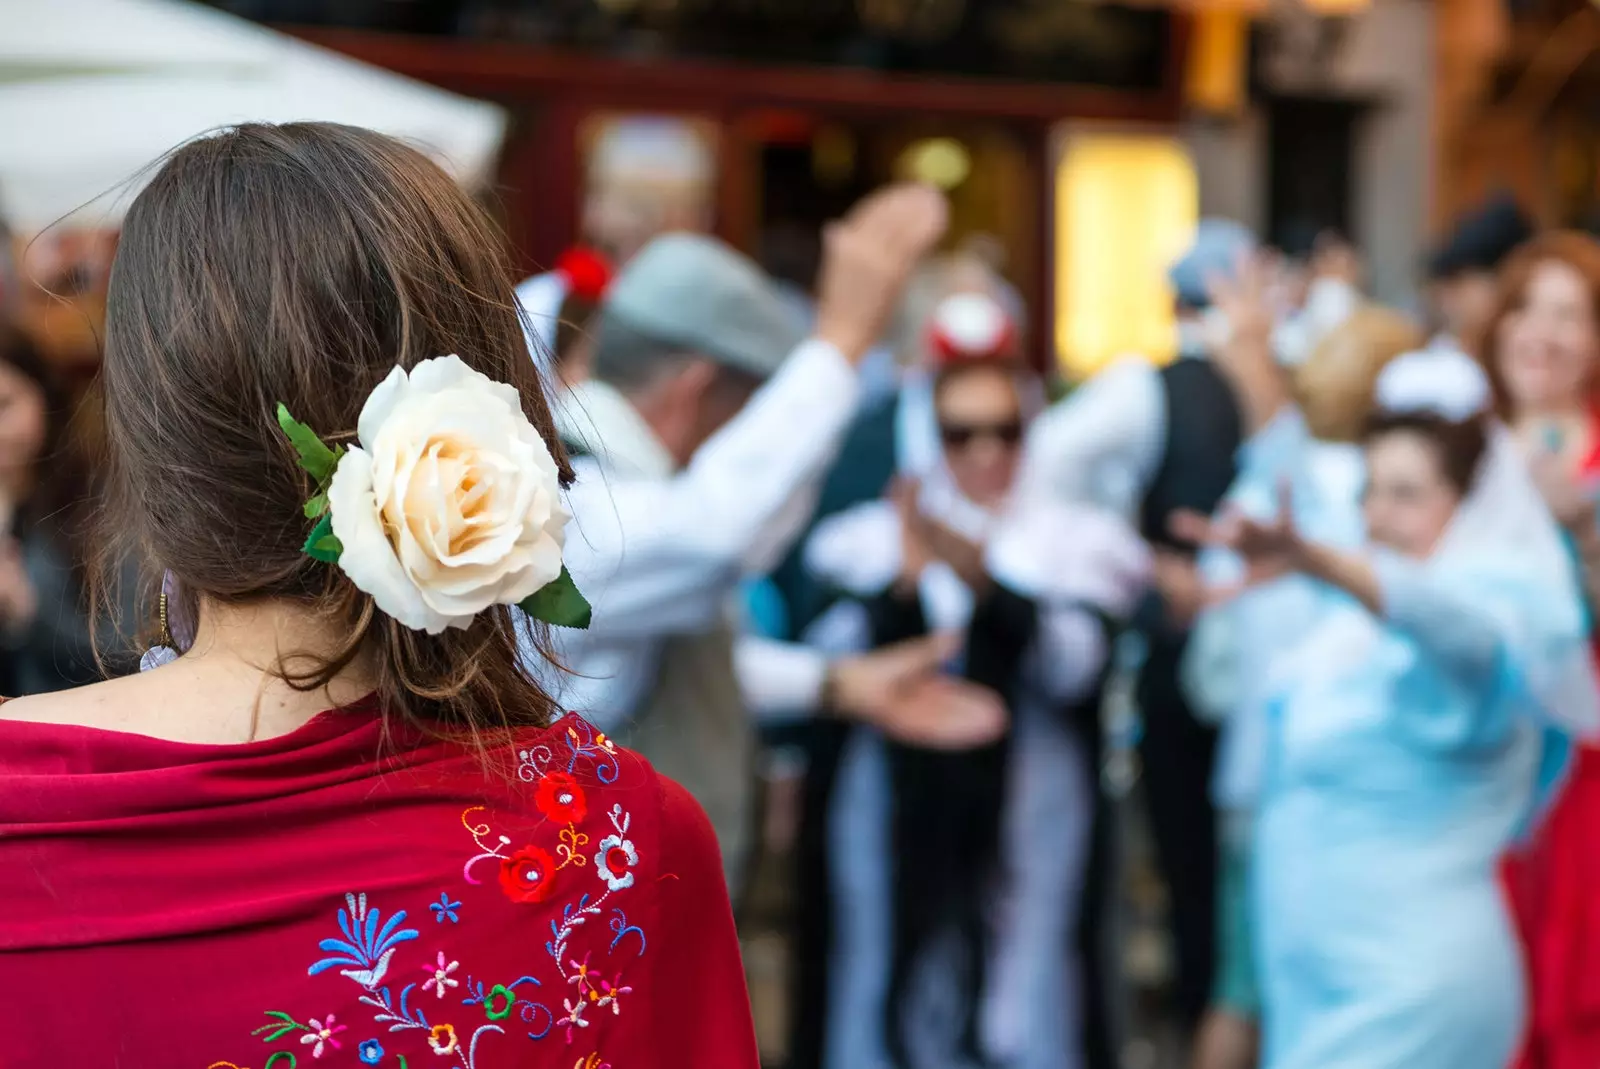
[0,0,507,230]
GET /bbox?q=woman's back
[0,701,753,1068]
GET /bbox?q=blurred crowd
[10,162,1600,1069]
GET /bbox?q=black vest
[1137,358,1244,556]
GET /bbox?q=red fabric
[1507,415,1600,1069]
[1506,746,1600,1069]
[0,702,757,1069]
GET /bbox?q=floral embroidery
[498,845,559,904]
[429,894,462,925]
[516,719,619,787]
[535,772,588,824]
[557,998,590,1043]
[308,893,420,989]
[422,952,461,999]
[608,909,646,955]
[219,718,644,1069]
[593,975,632,1016]
[593,807,637,892]
[254,1011,315,1045]
[427,1024,459,1055]
[209,1056,298,1069]
[299,1016,346,1059]
[482,985,516,1022]
[556,824,591,872]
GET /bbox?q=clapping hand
[892,477,990,593]
[829,632,1007,750]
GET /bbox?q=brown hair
[553,291,601,371]
[1293,306,1423,443]
[1361,410,1490,497]
[1475,230,1600,418]
[98,122,572,738]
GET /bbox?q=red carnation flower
[499,845,558,904]
[534,771,589,825]
[555,247,614,304]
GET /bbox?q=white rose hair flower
[277,355,589,634]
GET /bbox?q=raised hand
[1204,249,1291,431]
[1169,480,1303,600]
[1529,446,1599,531]
[815,184,950,364]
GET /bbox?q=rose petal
[328,448,452,633]
[357,365,412,449]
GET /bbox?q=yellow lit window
[1055,133,1198,379]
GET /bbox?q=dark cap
[1427,192,1534,280]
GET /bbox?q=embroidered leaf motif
[518,566,592,630]
[252,1010,312,1046]
[308,894,418,980]
[302,513,344,564]
[276,404,343,484]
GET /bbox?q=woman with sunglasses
[791,290,1149,1069]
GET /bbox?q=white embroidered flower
[327,355,568,634]
[594,834,638,892]
[421,950,460,999]
[300,1014,346,1059]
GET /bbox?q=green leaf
[263,1026,296,1043]
[302,492,328,519]
[277,403,340,483]
[518,565,591,630]
[301,512,343,564]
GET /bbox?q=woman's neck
[0,596,377,745]
[1513,406,1593,455]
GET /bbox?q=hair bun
[555,247,614,304]
[1373,346,1490,422]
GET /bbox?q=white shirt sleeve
[734,636,830,724]
[564,339,861,637]
[1015,357,1165,515]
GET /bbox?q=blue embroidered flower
[430,893,462,924]
[358,1038,385,1064]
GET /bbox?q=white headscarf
[1367,349,1599,735]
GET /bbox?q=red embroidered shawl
[0,701,757,1069]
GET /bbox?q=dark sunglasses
[939,419,1025,449]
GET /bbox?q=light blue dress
[1233,413,1582,1069]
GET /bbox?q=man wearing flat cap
[536,188,956,888]
[1426,192,1533,358]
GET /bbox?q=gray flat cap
[602,232,806,379]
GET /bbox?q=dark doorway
[1265,96,1368,249]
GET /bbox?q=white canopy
[0,0,507,231]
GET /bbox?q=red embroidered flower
[535,772,589,825]
[499,845,558,904]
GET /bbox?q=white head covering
[1371,349,1599,736]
